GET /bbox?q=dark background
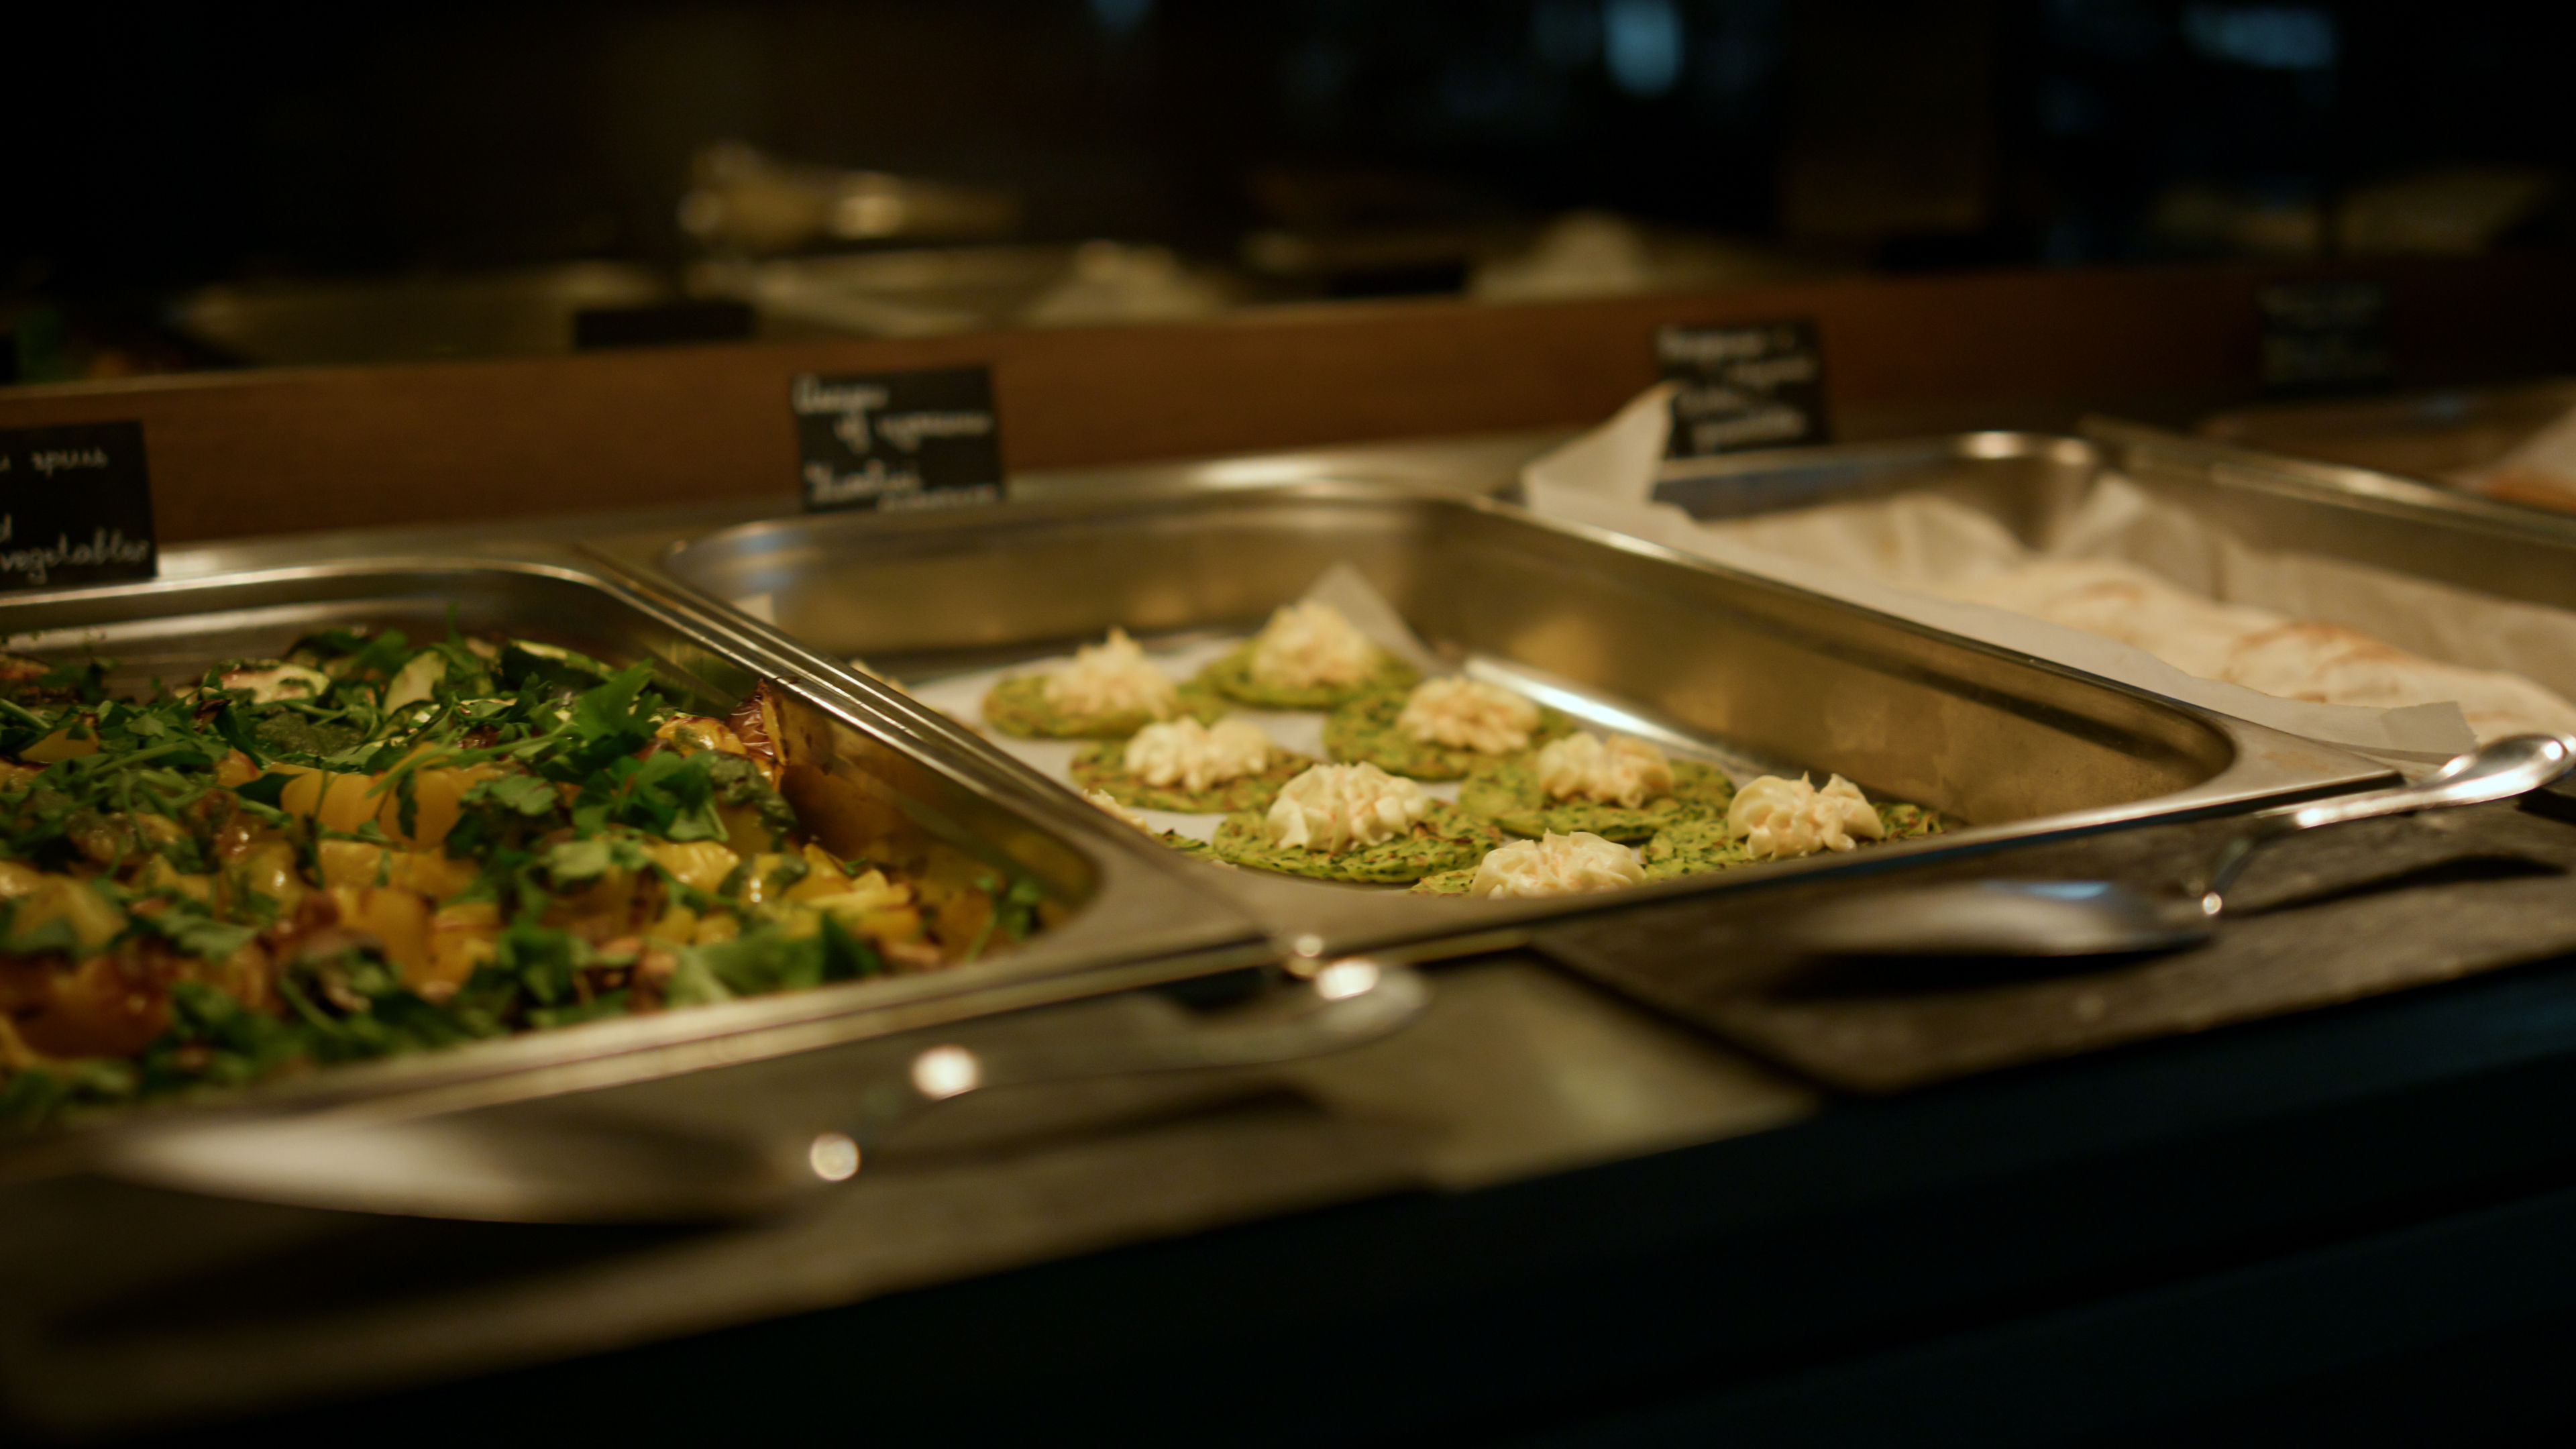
[8,2,2571,350]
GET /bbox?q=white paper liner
[1518,386,2526,764]
[2466,400,2576,498]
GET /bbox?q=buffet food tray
[2083,420,2576,623]
[586,481,2386,953]
[0,543,1268,1165]
[2197,378,2576,488]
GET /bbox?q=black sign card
[2257,280,2392,397]
[1655,319,1829,458]
[0,421,156,592]
[792,366,1005,513]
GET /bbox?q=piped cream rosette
[1210,761,1501,883]
[1199,602,1419,709]
[1069,716,1309,813]
[983,628,1218,739]
[1324,675,1572,780]
[1458,731,1735,843]
[1727,773,1887,859]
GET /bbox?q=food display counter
[7,424,2576,1444]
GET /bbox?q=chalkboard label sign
[0,421,156,592]
[2258,280,2391,397]
[1656,319,1828,457]
[792,366,1004,513]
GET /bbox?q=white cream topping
[1397,678,1540,754]
[1468,831,1648,899]
[1263,762,1430,854]
[1042,629,1178,719]
[1248,602,1380,690]
[1124,718,1273,791]
[1727,773,1886,859]
[1534,732,1675,807]
[1082,788,1155,833]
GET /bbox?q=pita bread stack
[1941,557,2576,742]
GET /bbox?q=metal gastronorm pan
[0,542,1269,1161]
[589,480,2386,954]
[2196,378,2576,488]
[1650,425,2576,708]
[2082,419,2576,638]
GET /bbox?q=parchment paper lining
[1518,384,2552,767]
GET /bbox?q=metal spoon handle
[837,957,1429,1150]
[2204,733,2576,903]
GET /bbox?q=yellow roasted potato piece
[645,904,698,945]
[316,839,477,901]
[806,869,924,945]
[644,840,739,894]
[782,842,855,903]
[316,839,386,890]
[0,861,45,902]
[212,749,261,789]
[19,725,99,765]
[735,852,800,906]
[718,802,786,859]
[133,858,215,904]
[224,841,307,916]
[276,767,379,834]
[374,764,497,850]
[7,875,129,953]
[425,900,500,996]
[327,885,432,979]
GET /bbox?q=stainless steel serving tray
[588,480,2385,954]
[0,541,1269,1161]
[2197,378,2576,486]
[1649,425,2576,697]
[2084,420,2576,627]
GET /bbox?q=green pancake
[1210,800,1503,884]
[1640,801,1947,880]
[1408,867,1477,897]
[1069,738,1315,813]
[1196,641,1419,710]
[1457,756,1736,841]
[981,673,1224,740]
[1320,686,1575,781]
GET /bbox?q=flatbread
[1321,688,1574,780]
[981,674,1224,740]
[1069,740,1315,813]
[1209,801,1502,884]
[1640,802,1944,880]
[1456,757,1735,842]
[1196,643,1418,711]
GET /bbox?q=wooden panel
[3,256,2573,542]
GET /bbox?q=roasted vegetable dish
[0,628,1043,1124]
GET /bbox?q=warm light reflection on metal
[1313,957,1380,1002]
[911,1044,983,1100]
[808,1132,861,1181]
[1290,932,1326,960]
